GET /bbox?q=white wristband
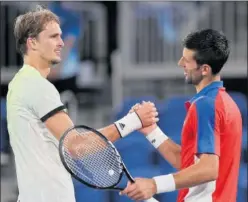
[114,112,142,138]
[146,127,168,149]
[153,174,176,194]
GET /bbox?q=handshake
[115,101,160,138]
[114,101,172,201]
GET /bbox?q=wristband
[114,112,142,138]
[153,174,176,193]
[146,127,168,149]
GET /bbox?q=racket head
[59,125,125,190]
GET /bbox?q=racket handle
[144,197,159,202]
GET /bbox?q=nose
[59,37,64,47]
[178,57,184,68]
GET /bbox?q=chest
[180,113,197,168]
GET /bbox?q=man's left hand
[120,178,157,201]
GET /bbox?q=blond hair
[14,5,60,55]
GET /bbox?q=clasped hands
[120,101,159,201]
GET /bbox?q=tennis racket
[59,125,159,202]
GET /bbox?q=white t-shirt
[7,64,75,202]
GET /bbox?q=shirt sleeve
[28,78,66,122]
[192,97,221,156]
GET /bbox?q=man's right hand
[114,101,159,138]
[130,102,159,135]
[134,101,159,128]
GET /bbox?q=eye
[184,58,190,63]
[50,34,61,38]
[51,34,57,38]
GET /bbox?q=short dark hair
[14,5,60,56]
[183,29,230,75]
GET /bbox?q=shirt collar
[22,64,42,77]
[185,81,224,110]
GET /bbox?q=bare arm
[131,103,182,169]
[173,154,219,189]
[156,139,181,170]
[120,153,219,201]
[44,111,121,142]
[98,124,122,142]
[43,102,158,158]
[140,125,182,170]
[44,102,158,142]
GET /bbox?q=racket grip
[144,197,159,202]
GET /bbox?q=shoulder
[187,96,216,120]
[9,75,60,103]
[9,67,57,92]
[190,96,224,122]
[28,76,59,95]
[192,96,215,111]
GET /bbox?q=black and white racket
[59,125,159,202]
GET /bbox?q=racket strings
[62,128,122,188]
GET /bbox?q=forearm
[145,127,181,169]
[99,112,143,142]
[153,154,219,194]
[157,139,181,170]
[173,162,217,189]
[98,124,121,143]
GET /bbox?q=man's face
[34,21,64,65]
[178,48,203,85]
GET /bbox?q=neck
[23,54,51,78]
[195,75,221,93]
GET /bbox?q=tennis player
[7,6,158,202]
[121,29,243,202]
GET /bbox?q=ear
[26,37,38,51]
[201,64,211,76]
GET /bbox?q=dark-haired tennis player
[121,29,243,202]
